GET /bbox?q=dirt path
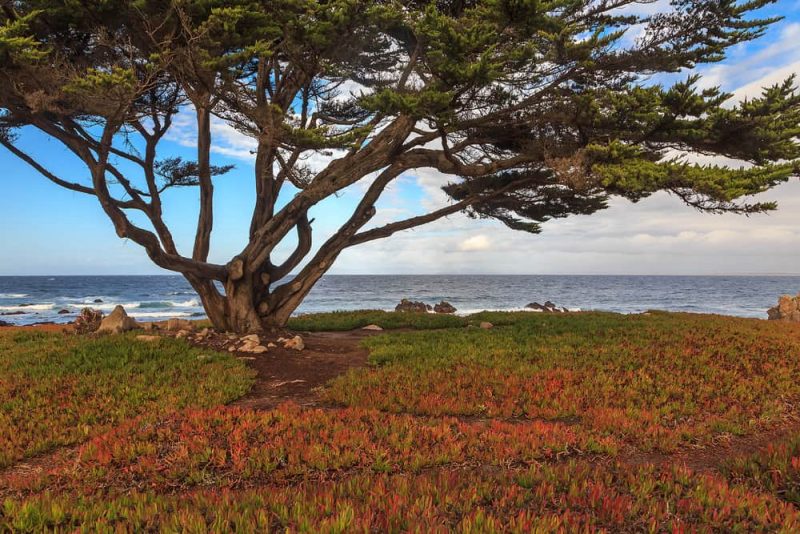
[231,330,374,410]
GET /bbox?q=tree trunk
[186,273,306,334]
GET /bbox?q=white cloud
[459,235,491,252]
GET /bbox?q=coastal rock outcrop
[526,301,568,313]
[97,305,141,334]
[395,299,431,313]
[74,307,103,334]
[767,294,800,322]
[433,301,457,314]
[0,319,12,327]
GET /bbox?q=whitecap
[0,293,28,299]
[128,311,193,318]
[166,299,200,307]
[0,303,55,311]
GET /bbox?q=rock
[57,309,71,315]
[241,334,261,344]
[526,301,566,313]
[97,305,140,334]
[768,294,800,322]
[196,328,211,339]
[362,324,384,331]
[74,307,104,334]
[141,322,159,331]
[267,342,277,348]
[228,346,237,352]
[94,299,103,303]
[480,322,493,330]
[395,299,430,313]
[0,319,12,327]
[284,335,305,351]
[1,311,26,316]
[433,301,457,314]
[166,318,194,332]
[250,345,269,354]
[135,335,161,343]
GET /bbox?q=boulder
[74,307,104,334]
[395,299,430,313]
[284,335,305,351]
[767,294,800,322]
[1,311,26,316]
[94,299,104,303]
[480,322,493,330]
[166,318,195,332]
[97,305,140,334]
[57,309,71,315]
[526,301,566,313]
[0,319,12,327]
[362,324,384,331]
[433,301,457,314]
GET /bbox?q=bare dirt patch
[223,330,375,410]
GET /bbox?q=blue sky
[2,0,800,276]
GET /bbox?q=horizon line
[2,273,800,278]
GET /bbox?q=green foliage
[0,11,48,63]
[0,0,797,327]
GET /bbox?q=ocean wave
[128,311,194,318]
[0,303,55,311]
[123,299,201,309]
[0,293,28,299]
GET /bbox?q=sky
[1,0,800,276]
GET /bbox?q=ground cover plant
[4,461,798,532]
[288,310,468,332]
[5,312,800,531]
[722,432,800,507]
[0,329,254,468]
[324,312,800,452]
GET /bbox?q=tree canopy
[1,0,798,332]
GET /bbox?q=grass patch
[288,310,468,331]
[323,312,800,451]
[0,330,254,468]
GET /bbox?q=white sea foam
[128,311,194,318]
[79,302,141,311]
[0,303,55,311]
[167,298,200,307]
[0,293,28,299]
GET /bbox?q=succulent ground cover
[4,461,798,532]
[0,329,254,468]
[324,312,800,451]
[722,432,800,507]
[4,312,800,531]
[287,310,469,331]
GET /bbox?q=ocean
[0,275,798,326]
